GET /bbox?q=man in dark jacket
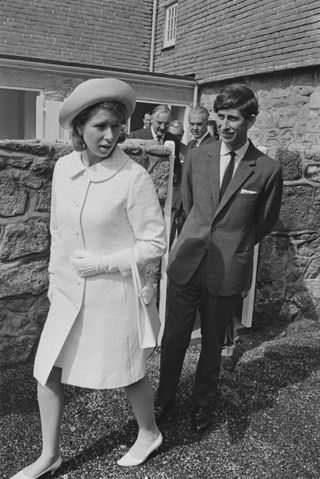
[186,106,218,150]
[129,104,181,184]
[156,84,283,432]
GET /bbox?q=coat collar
[68,146,129,182]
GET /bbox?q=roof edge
[0,54,195,88]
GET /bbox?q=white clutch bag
[131,251,161,349]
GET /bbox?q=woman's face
[79,107,122,162]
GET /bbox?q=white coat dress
[34,146,167,389]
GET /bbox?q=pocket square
[240,188,257,194]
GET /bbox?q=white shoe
[10,455,62,479]
[117,433,163,467]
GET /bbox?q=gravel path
[2,320,320,479]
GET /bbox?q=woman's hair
[71,100,127,151]
[213,84,259,120]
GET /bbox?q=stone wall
[200,67,320,152]
[0,139,170,367]
[2,132,320,367]
[254,146,320,326]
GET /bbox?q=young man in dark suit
[156,84,283,432]
[129,104,181,184]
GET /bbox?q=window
[0,88,69,141]
[0,88,38,140]
[164,2,178,48]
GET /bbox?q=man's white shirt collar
[220,139,249,160]
[194,131,210,146]
[219,140,250,186]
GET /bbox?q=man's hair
[144,112,151,118]
[189,106,209,120]
[213,84,259,119]
[152,104,171,117]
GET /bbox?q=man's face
[143,113,152,128]
[152,112,170,137]
[216,108,256,150]
[189,112,208,139]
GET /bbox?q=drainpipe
[193,81,198,106]
[149,0,158,72]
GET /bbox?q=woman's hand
[141,282,154,305]
[70,250,110,278]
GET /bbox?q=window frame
[163,2,178,48]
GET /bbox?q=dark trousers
[158,256,240,407]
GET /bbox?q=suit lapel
[208,141,221,210]
[213,142,257,219]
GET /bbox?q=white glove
[141,282,154,305]
[70,250,110,278]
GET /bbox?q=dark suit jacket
[186,132,217,150]
[129,126,181,179]
[167,140,283,296]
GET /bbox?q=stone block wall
[255,146,320,325]
[2,135,320,367]
[0,139,170,367]
[200,68,320,152]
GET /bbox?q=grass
[1,321,320,479]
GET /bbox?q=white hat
[59,78,136,129]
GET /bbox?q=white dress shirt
[220,140,249,186]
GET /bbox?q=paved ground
[1,319,320,479]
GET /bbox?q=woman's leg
[23,367,64,477]
[125,375,160,458]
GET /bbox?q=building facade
[0,0,195,141]
[154,0,320,150]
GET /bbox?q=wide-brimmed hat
[59,78,136,129]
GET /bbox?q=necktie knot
[229,150,236,161]
[219,151,236,201]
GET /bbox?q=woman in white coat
[11,78,167,479]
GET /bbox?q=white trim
[36,92,45,139]
[0,57,193,89]
[241,243,259,328]
[0,85,41,92]
[158,141,175,343]
[149,0,158,72]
